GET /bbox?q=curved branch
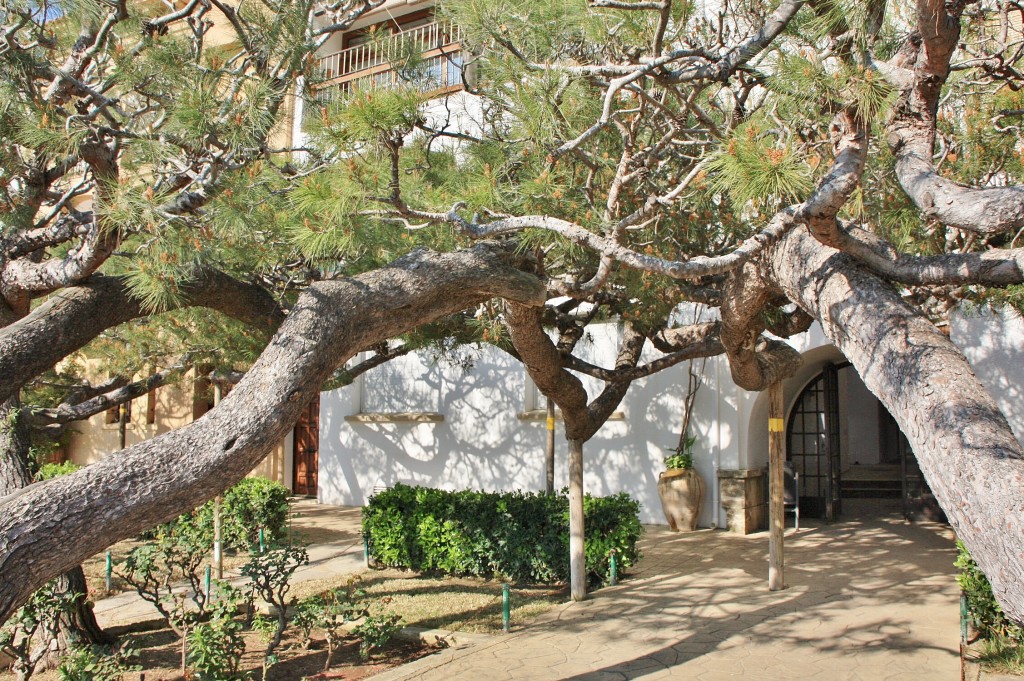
[0,242,546,624]
[887,2,1024,234]
[564,334,723,383]
[829,222,1024,286]
[26,365,183,427]
[393,206,796,281]
[0,268,286,404]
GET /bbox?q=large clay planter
[658,468,705,531]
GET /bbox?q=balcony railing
[315,20,464,99]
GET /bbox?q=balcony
[315,20,464,101]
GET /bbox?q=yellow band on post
[546,417,555,430]
[768,418,784,432]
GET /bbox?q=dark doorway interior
[785,363,944,522]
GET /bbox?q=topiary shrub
[363,484,642,588]
[221,477,291,549]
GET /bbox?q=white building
[309,308,1024,529]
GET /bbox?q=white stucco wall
[318,320,844,526]
[318,308,1023,526]
[319,327,687,524]
[952,306,1024,444]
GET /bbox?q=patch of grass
[292,569,565,634]
[974,637,1024,675]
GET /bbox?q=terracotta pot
[658,468,705,531]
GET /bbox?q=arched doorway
[785,362,943,521]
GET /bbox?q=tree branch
[0,268,286,404]
[0,242,547,624]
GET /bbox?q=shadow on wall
[951,306,1024,445]
[318,335,680,524]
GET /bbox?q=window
[105,400,131,425]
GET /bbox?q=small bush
[363,484,642,587]
[221,477,292,549]
[957,540,1024,642]
[187,611,247,681]
[56,643,139,681]
[35,461,81,481]
[150,477,291,552]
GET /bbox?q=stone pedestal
[718,468,767,534]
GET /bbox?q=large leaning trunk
[1,395,114,675]
[0,243,546,624]
[767,225,1024,620]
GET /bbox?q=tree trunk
[0,243,546,624]
[545,398,555,495]
[568,437,586,602]
[0,397,113,672]
[765,224,1024,620]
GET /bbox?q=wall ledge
[345,412,444,424]
[516,410,625,422]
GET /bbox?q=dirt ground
[2,624,440,681]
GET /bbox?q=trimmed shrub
[221,477,292,549]
[157,477,291,552]
[363,484,642,588]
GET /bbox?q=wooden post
[545,399,555,495]
[213,383,224,580]
[768,380,786,591]
[568,437,586,601]
[213,495,224,580]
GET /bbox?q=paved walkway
[93,500,367,629]
[92,501,965,680]
[374,511,961,681]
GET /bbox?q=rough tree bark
[0,243,546,624]
[766,224,1024,620]
[0,398,113,673]
[0,269,285,405]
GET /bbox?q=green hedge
[362,484,642,587]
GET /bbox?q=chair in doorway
[783,461,800,531]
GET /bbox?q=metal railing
[316,20,464,97]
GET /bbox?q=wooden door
[292,395,319,496]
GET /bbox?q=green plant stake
[205,566,212,601]
[105,550,112,592]
[363,533,370,568]
[502,584,510,633]
[259,528,265,554]
[609,549,618,586]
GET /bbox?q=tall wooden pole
[545,398,555,495]
[768,380,786,591]
[568,437,586,601]
[213,383,224,580]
